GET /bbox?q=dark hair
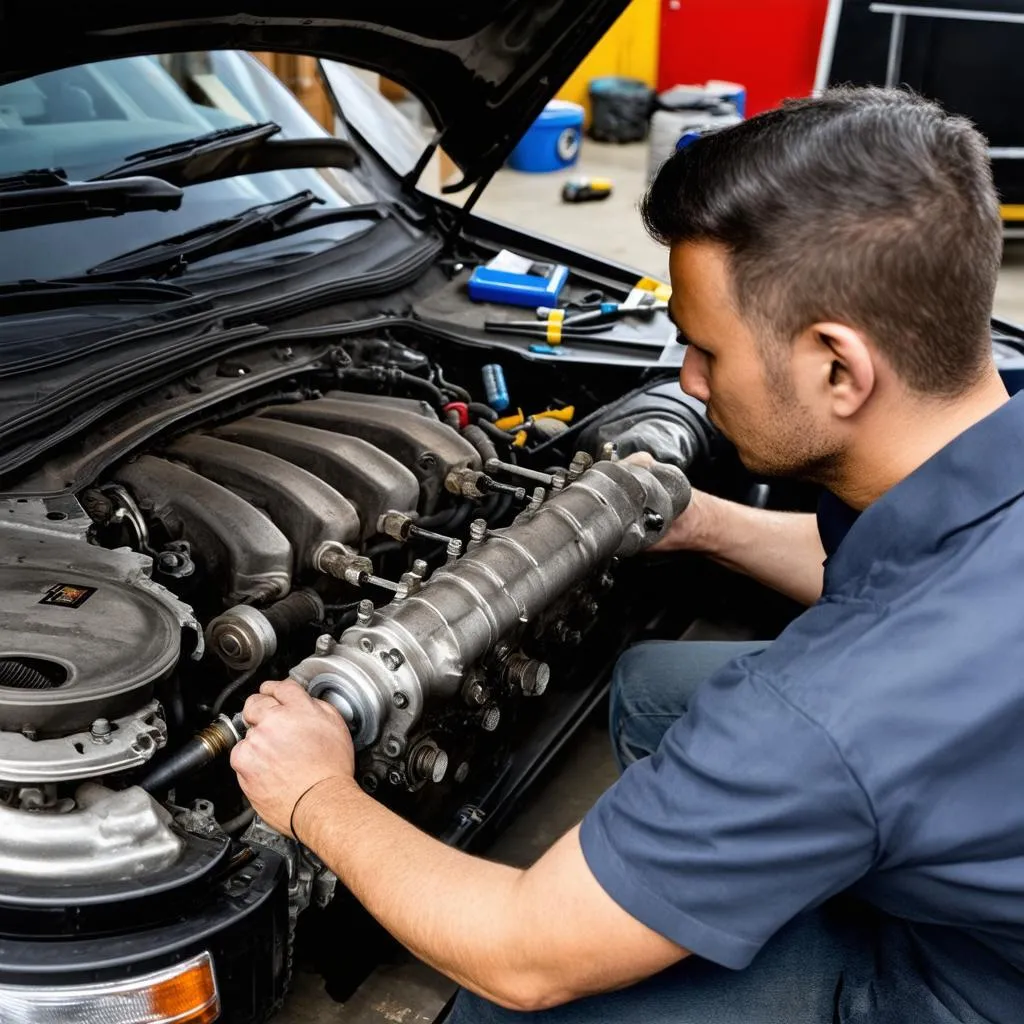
[641,87,1002,395]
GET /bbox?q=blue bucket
[507,100,584,173]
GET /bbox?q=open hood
[0,1,632,188]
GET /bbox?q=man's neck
[832,371,1010,511]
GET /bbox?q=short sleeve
[579,657,877,969]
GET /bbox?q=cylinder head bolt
[503,654,550,697]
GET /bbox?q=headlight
[0,951,219,1023]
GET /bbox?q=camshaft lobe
[289,460,691,750]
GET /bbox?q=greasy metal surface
[212,417,418,540]
[0,700,166,783]
[291,461,691,752]
[259,397,481,512]
[165,434,362,566]
[0,562,181,735]
[0,783,182,883]
[114,455,293,602]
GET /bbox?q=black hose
[461,424,499,465]
[474,417,516,455]
[210,667,257,719]
[436,369,472,403]
[468,402,498,422]
[137,712,244,794]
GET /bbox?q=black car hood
[0,1,631,189]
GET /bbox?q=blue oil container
[507,100,584,173]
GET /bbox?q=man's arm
[231,683,687,1012]
[658,488,825,606]
[299,785,686,1010]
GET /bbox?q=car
[1,5,1023,1022]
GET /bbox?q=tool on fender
[561,177,613,203]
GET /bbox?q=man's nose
[680,346,710,404]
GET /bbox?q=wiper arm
[83,192,389,280]
[0,279,193,317]
[0,169,183,231]
[95,122,282,186]
[97,128,361,190]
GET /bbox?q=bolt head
[361,773,379,793]
[392,691,409,709]
[219,633,244,659]
[411,558,428,576]
[314,633,334,656]
[380,648,404,671]
[360,637,375,654]
[387,769,404,786]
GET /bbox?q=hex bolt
[504,654,551,697]
[90,718,112,744]
[467,518,488,550]
[411,559,428,578]
[446,537,463,565]
[383,736,403,758]
[600,441,620,462]
[380,648,405,671]
[481,705,501,731]
[412,745,449,784]
[356,599,374,626]
[566,451,594,483]
[314,633,334,656]
[392,691,409,709]
[359,637,375,654]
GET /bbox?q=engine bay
[0,329,723,993]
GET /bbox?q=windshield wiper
[0,169,183,231]
[82,191,389,280]
[95,122,282,185]
[0,279,194,317]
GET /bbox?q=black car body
[1,5,1023,1021]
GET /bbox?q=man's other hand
[230,679,355,836]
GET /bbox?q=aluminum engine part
[113,455,293,603]
[164,434,362,567]
[290,460,691,750]
[0,782,183,883]
[0,497,200,753]
[212,416,419,540]
[260,395,481,512]
[0,700,167,784]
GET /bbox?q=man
[232,88,1024,1023]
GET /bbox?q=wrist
[291,775,355,847]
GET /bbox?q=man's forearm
[690,492,825,605]
[295,777,542,1009]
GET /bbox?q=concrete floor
[471,141,1024,327]
[274,138,1024,1023]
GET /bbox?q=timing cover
[0,497,198,738]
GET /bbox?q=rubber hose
[391,369,446,408]
[474,417,515,453]
[468,402,498,422]
[461,424,499,465]
[263,588,323,639]
[210,667,257,719]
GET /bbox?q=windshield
[0,52,379,284]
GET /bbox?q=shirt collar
[823,392,1024,595]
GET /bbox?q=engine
[0,341,703,944]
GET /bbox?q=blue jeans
[447,640,871,1024]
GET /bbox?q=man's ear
[801,321,876,418]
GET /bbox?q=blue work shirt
[581,393,1024,1023]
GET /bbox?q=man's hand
[621,450,707,554]
[230,679,355,837]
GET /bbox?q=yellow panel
[1001,205,1024,223]
[554,0,660,125]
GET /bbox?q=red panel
[658,0,830,117]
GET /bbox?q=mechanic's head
[641,87,1003,484]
